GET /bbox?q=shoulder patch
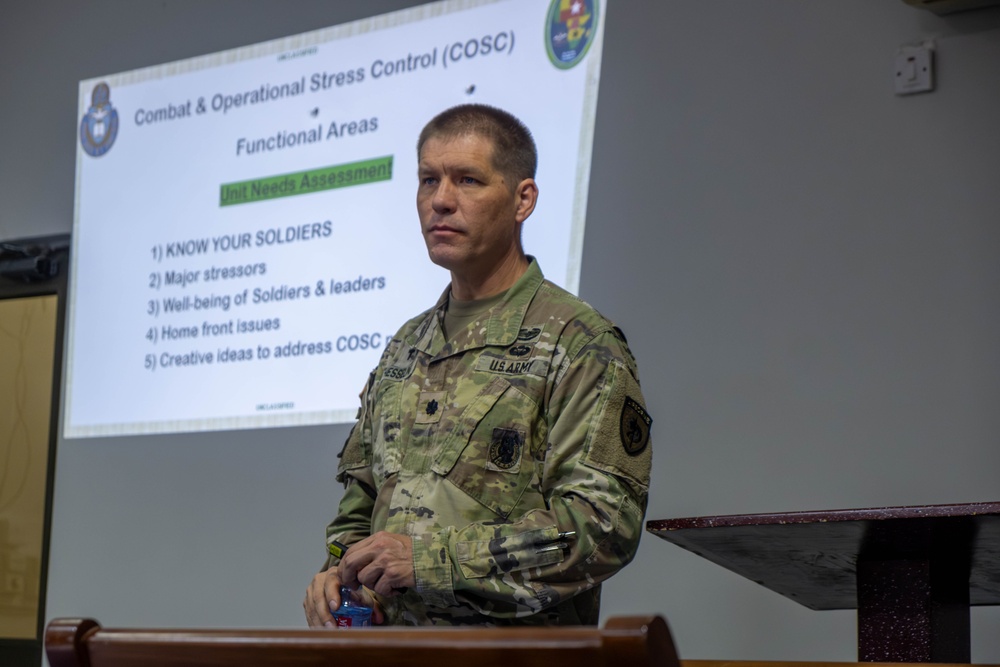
[620,397,652,455]
[582,360,652,491]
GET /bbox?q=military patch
[475,355,548,377]
[516,327,541,341]
[488,427,523,470]
[620,397,652,456]
[508,344,531,357]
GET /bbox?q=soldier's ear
[514,178,537,223]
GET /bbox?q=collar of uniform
[481,257,544,346]
[407,257,545,356]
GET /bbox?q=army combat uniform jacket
[328,259,652,625]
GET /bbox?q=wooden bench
[45,615,678,667]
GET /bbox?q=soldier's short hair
[417,104,537,189]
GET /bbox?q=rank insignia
[489,427,524,470]
[415,391,446,424]
[620,397,652,456]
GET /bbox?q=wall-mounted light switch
[895,42,934,95]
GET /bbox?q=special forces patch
[488,427,524,470]
[620,397,652,456]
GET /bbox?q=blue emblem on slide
[545,0,599,70]
[80,82,119,157]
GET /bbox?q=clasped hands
[304,531,415,628]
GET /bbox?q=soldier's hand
[339,531,416,597]
[304,566,343,628]
[304,565,387,627]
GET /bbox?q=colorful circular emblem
[80,82,119,157]
[545,0,599,70]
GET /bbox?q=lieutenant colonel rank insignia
[489,427,524,470]
[415,391,446,424]
[620,397,652,456]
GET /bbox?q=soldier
[304,104,652,627]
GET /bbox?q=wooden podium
[45,615,679,667]
[648,501,1000,663]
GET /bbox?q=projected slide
[65,0,604,438]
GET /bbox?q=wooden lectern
[45,615,678,667]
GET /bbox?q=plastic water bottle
[332,586,372,627]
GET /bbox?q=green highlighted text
[220,155,393,206]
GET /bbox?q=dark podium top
[647,501,1000,662]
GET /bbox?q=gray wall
[2,0,999,661]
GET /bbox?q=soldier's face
[417,134,533,278]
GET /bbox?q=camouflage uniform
[327,259,652,625]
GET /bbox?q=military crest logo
[80,82,119,157]
[620,397,651,456]
[545,0,599,70]
[489,427,524,471]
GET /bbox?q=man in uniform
[304,104,652,627]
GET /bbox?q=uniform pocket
[455,526,564,579]
[370,373,405,479]
[431,376,540,519]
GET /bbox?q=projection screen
[64,0,604,438]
